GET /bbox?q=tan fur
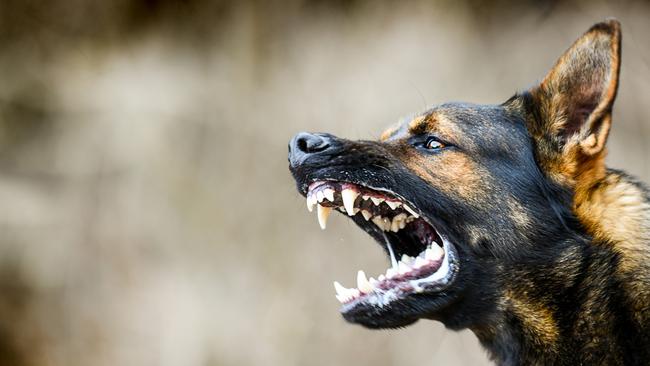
[534,19,650,337]
[503,289,559,349]
[577,171,650,326]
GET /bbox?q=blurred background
[0,0,649,365]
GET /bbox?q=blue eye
[425,138,445,150]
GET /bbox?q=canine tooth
[317,191,325,202]
[369,277,378,286]
[361,210,372,221]
[403,204,419,218]
[323,188,335,202]
[386,267,397,279]
[370,197,384,206]
[336,294,346,303]
[401,255,414,265]
[386,201,401,210]
[306,195,316,212]
[378,274,386,281]
[317,204,331,229]
[341,188,359,216]
[357,270,373,293]
[398,261,411,274]
[334,281,348,297]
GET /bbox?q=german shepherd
[288,19,650,365]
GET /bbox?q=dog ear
[523,19,621,184]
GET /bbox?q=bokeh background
[0,1,649,365]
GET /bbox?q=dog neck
[470,172,650,365]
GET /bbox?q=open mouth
[305,181,459,312]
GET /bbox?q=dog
[288,19,650,365]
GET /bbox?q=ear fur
[523,19,621,188]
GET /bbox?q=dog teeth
[332,243,445,303]
[414,256,427,268]
[425,244,444,261]
[341,188,359,216]
[357,270,373,294]
[403,204,419,218]
[386,201,401,210]
[334,281,347,296]
[309,185,449,303]
[361,210,372,221]
[306,184,421,235]
[334,281,356,303]
[317,204,331,229]
[382,217,391,231]
[401,255,414,265]
[398,261,411,275]
[334,281,360,302]
[371,216,385,229]
[391,213,407,232]
[369,213,415,232]
[370,197,384,206]
[333,281,347,302]
[390,219,400,232]
[323,188,335,202]
[306,195,317,212]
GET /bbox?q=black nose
[288,132,332,166]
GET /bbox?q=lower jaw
[339,238,458,314]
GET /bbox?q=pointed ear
[526,19,621,159]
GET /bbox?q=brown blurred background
[0,1,649,365]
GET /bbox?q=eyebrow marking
[380,124,400,141]
[408,116,426,131]
[408,114,438,135]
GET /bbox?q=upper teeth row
[306,187,419,230]
[333,242,445,303]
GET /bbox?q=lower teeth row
[334,241,445,303]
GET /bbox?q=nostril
[295,133,330,154]
[297,137,308,152]
[289,132,333,166]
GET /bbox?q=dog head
[288,20,621,329]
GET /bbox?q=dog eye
[425,138,445,150]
